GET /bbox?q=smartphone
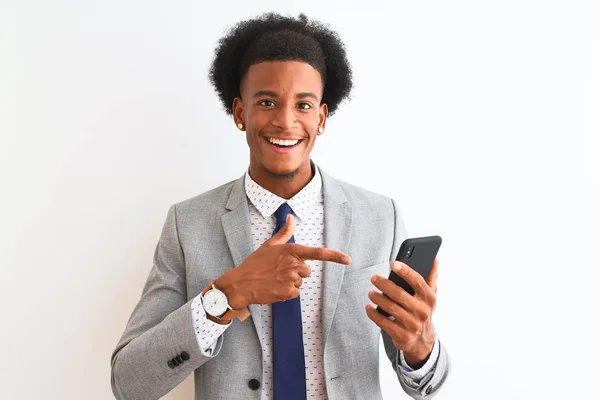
[376,235,442,317]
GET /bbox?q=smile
[263,137,303,153]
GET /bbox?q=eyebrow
[251,90,319,101]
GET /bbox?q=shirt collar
[244,161,323,222]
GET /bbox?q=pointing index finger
[291,244,351,265]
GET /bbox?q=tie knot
[274,203,293,225]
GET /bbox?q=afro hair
[208,12,353,116]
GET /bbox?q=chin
[262,160,301,179]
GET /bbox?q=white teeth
[268,138,300,146]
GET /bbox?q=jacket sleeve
[381,198,451,399]
[110,204,225,400]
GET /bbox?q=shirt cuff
[190,293,231,355]
[398,335,440,381]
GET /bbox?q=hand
[215,213,351,309]
[365,258,439,368]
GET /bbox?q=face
[233,61,327,178]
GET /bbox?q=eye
[259,100,276,107]
[297,102,312,110]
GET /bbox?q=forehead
[241,61,323,96]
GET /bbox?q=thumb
[266,213,295,245]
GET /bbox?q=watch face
[203,289,228,317]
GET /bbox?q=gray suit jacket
[111,165,450,400]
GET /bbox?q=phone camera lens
[405,245,414,259]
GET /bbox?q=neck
[248,159,314,200]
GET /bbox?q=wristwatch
[200,281,240,324]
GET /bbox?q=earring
[318,127,323,133]
[237,123,243,130]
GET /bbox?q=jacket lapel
[318,166,353,348]
[221,174,266,350]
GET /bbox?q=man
[111,12,450,400]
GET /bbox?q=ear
[318,103,328,135]
[232,97,244,128]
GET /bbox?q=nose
[271,105,297,131]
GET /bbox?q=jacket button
[425,385,432,394]
[167,360,175,369]
[176,355,184,364]
[181,351,190,361]
[248,379,260,390]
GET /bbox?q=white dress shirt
[190,163,438,398]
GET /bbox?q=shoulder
[327,172,395,212]
[172,176,240,215]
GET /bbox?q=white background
[1,1,598,399]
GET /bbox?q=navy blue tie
[272,203,306,400]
